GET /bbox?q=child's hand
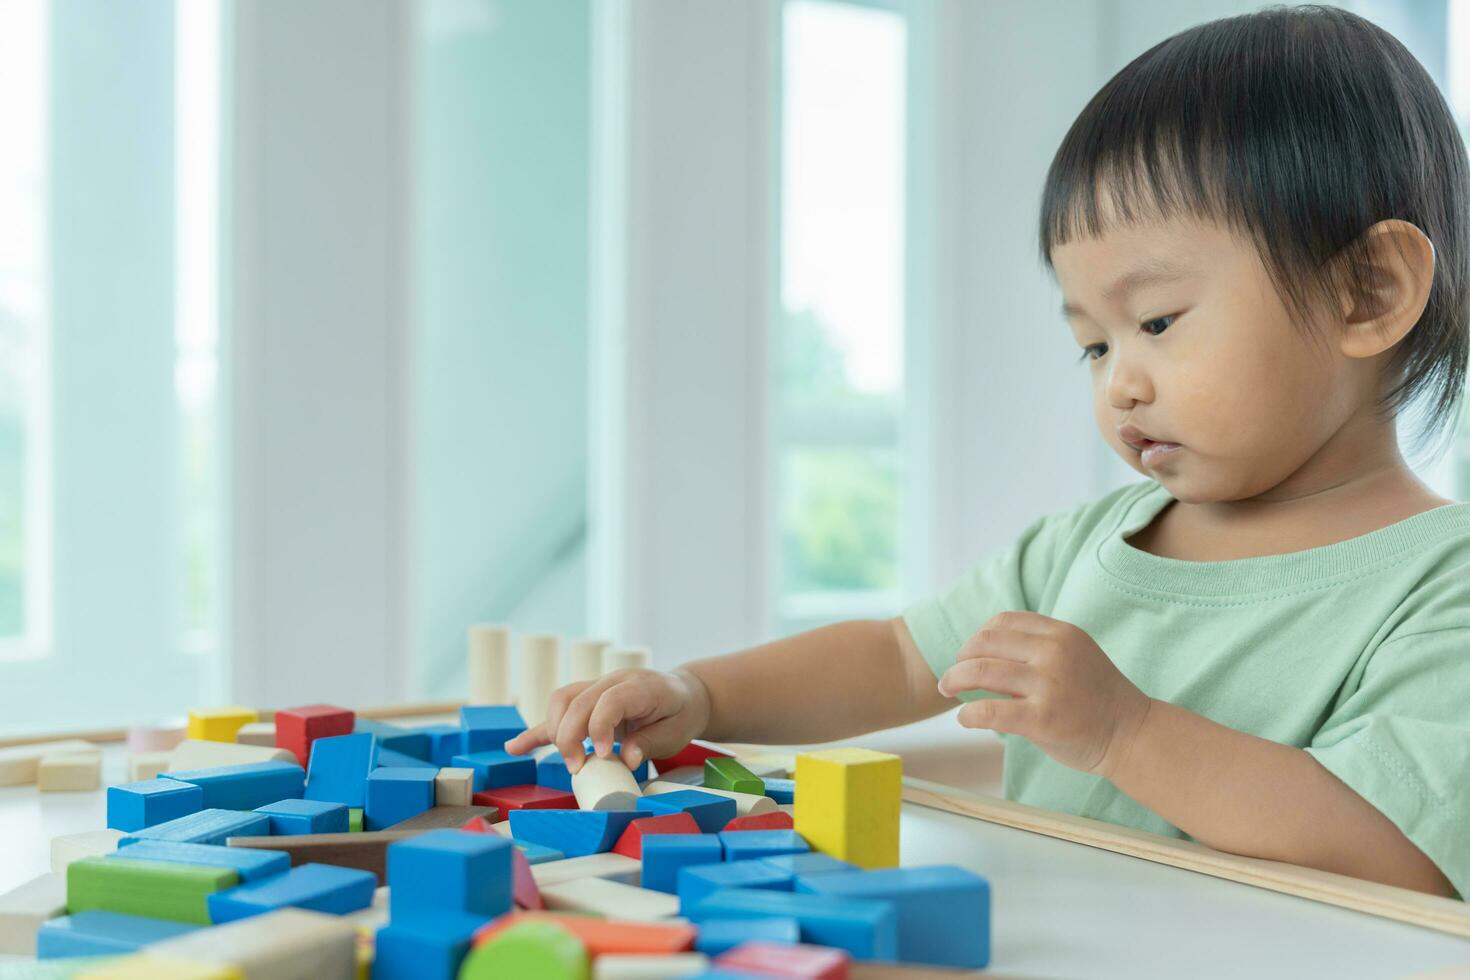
[503,667,712,775]
[937,611,1153,777]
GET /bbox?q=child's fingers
[939,657,1033,699]
[503,723,549,756]
[586,683,653,758]
[620,716,687,770]
[554,679,622,772]
[541,681,592,753]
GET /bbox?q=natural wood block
[72,952,243,978]
[50,829,124,873]
[794,747,902,870]
[38,752,101,791]
[435,767,474,806]
[225,830,425,886]
[468,624,513,705]
[235,722,277,747]
[128,751,171,782]
[529,853,642,889]
[167,739,294,772]
[0,739,99,787]
[384,805,497,831]
[126,723,187,754]
[186,706,258,743]
[567,639,610,683]
[642,781,778,817]
[600,646,652,675]
[539,877,679,921]
[573,756,642,811]
[518,633,560,727]
[147,906,357,979]
[0,872,66,955]
[592,953,710,979]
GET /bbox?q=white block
[0,872,66,955]
[540,877,679,921]
[38,752,102,792]
[601,646,652,674]
[518,633,561,727]
[126,722,187,753]
[567,638,611,683]
[572,755,642,811]
[0,739,99,787]
[235,721,277,747]
[468,623,513,705]
[51,829,125,873]
[167,738,295,771]
[642,780,777,816]
[148,906,357,980]
[530,852,642,888]
[128,751,171,782]
[435,768,474,807]
[649,765,705,786]
[490,820,512,837]
[593,953,710,980]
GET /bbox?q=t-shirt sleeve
[1303,626,1470,900]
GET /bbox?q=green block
[704,757,764,795]
[459,920,588,980]
[348,808,363,833]
[66,856,238,925]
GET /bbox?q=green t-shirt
[902,477,1470,898]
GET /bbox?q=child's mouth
[1139,441,1182,467]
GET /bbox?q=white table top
[4,711,1470,978]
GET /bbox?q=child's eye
[1075,314,1178,363]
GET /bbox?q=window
[775,0,908,631]
[1446,0,1470,500]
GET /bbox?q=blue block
[419,725,468,767]
[640,833,723,894]
[162,761,305,811]
[761,777,795,805]
[677,861,793,917]
[450,750,535,793]
[460,705,527,754]
[388,829,513,919]
[510,840,563,865]
[694,916,801,956]
[255,798,350,836]
[581,739,650,782]
[107,840,289,881]
[635,789,737,834]
[37,911,199,959]
[209,863,376,922]
[719,830,809,863]
[757,852,857,885]
[119,809,270,847]
[356,719,432,761]
[691,887,898,961]
[797,865,990,968]
[106,779,204,833]
[305,732,377,807]
[507,809,641,858]
[535,751,572,792]
[372,911,489,980]
[375,747,439,770]
[365,767,438,831]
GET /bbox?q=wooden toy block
[535,750,573,791]
[107,778,205,832]
[723,811,795,833]
[348,807,363,832]
[704,757,764,795]
[162,760,306,811]
[234,722,276,747]
[651,765,708,786]
[435,767,475,806]
[127,751,170,783]
[639,833,724,893]
[302,732,376,807]
[695,915,801,955]
[758,852,858,884]
[224,830,420,885]
[254,797,350,835]
[644,781,778,818]
[692,888,898,961]
[67,856,238,925]
[460,704,528,753]
[106,840,289,881]
[796,865,991,968]
[573,755,643,811]
[273,704,355,766]
[677,862,793,917]
[50,830,125,873]
[601,645,652,674]
[714,939,851,979]
[73,952,244,978]
[511,846,543,910]
[0,739,99,787]
[474,910,697,956]
[421,724,469,767]
[354,719,431,760]
[364,766,437,830]
[793,748,901,870]
[468,623,513,705]
[508,808,641,857]
[539,876,680,921]
[761,777,796,805]
[379,803,495,833]
[490,819,512,835]
[146,906,357,980]
[0,872,66,955]
[649,740,733,774]
[476,784,578,813]
[38,752,102,792]
[37,909,199,959]
[582,739,651,782]
[375,746,439,769]
[186,707,258,743]
[591,953,710,979]
[167,739,295,772]
[612,812,702,858]
[387,828,514,919]
[120,808,270,847]
[719,829,810,863]
[567,638,610,682]
[635,788,739,832]
[512,839,565,865]
[452,749,537,792]
[517,633,561,727]
[734,753,795,779]
[528,852,641,888]
[126,723,187,754]
[374,910,491,980]
[460,918,587,980]
[207,861,376,922]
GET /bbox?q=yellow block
[77,952,243,979]
[186,706,258,743]
[793,747,902,869]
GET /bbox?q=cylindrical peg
[573,755,643,811]
[602,646,652,675]
[518,633,561,727]
[567,638,611,683]
[468,624,512,705]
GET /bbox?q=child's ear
[1337,218,1436,359]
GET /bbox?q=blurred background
[0,0,1466,735]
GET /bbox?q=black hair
[1038,3,1470,464]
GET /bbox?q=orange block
[473,912,696,956]
[723,811,795,832]
[611,812,702,858]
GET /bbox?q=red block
[649,740,733,774]
[611,812,702,859]
[274,704,355,767]
[511,846,542,910]
[461,816,496,834]
[724,811,794,833]
[474,785,577,813]
[715,940,851,979]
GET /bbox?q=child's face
[1051,206,1370,503]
